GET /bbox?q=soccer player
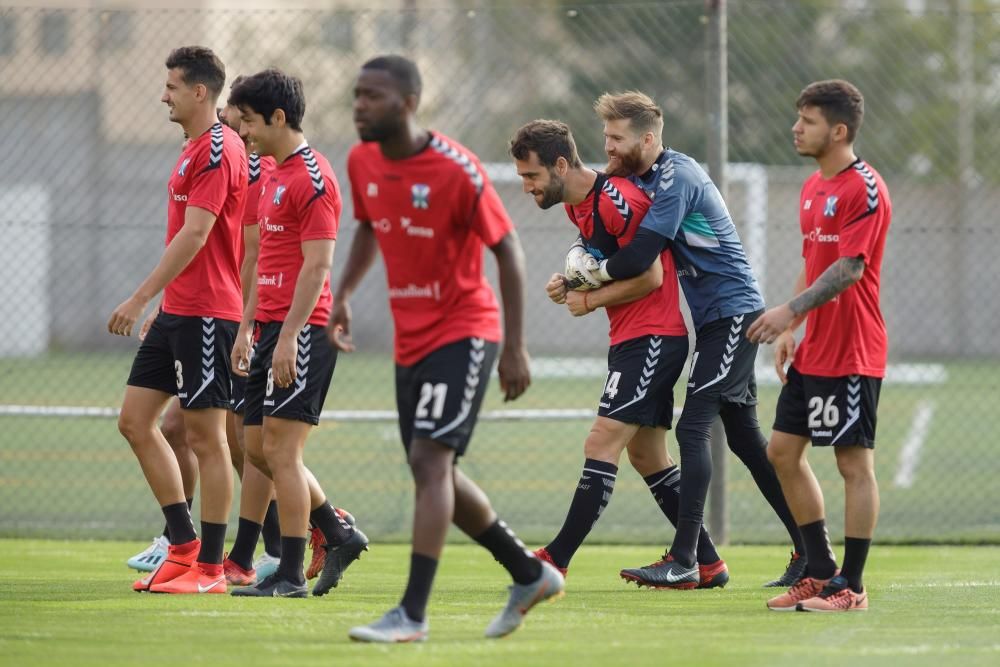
[571,91,806,588]
[110,46,246,594]
[218,78,357,587]
[510,119,728,588]
[227,68,368,599]
[748,80,891,612]
[331,55,563,643]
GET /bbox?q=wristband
[583,291,592,313]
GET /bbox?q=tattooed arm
[746,256,865,345]
[788,256,865,317]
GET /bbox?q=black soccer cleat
[231,574,308,598]
[620,552,700,590]
[763,551,808,588]
[313,527,369,596]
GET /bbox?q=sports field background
[1,0,999,547]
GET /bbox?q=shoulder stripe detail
[429,135,484,194]
[601,180,633,227]
[198,123,225,174]
[658,157,676,193]
[300,147,327,203]
[248,153,262,185]
[854,161,879,213]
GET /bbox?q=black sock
[309,501,354,547]
[800,519,838,579]
[840,537,871,593]
[645,466,720,564]
[546,459,617,568]
[162,497,194,539]
[228,518,262,571]
[671,404,715,568]
[261,500,282,557]
[277,536,307,585]
[474,519,542,585]
[197,521,227,565]
[399,553,438,623]
[161,501,197,545]
[720,404,805,555]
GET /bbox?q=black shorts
[243,322,337,427]
[685,309,762,406]
[230,374,247,415]
[395,337,498,456]
[598,334,688,428]
[773,366,882,448]
[127,313,238,410]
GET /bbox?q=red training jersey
[163,122,248,321]
[254,145,341,326]
[794,159,891,378]
[347,133,512,366]
[244,153,277,228]
[565,176,687,345]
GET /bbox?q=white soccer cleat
[252,552,280,582]
[484,561,565,639]
[349,606,429,643]
[127,535,170,572]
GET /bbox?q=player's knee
[766,440,798,472]
[408,442,453,487]
[117,411,149,446]
[835,449,875,483]
[626,445,669,475]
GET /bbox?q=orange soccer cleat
[797,576,868,612]
[150,561,226,594]
[766,572,836,611]
[133,539,200,592]
[223,556,257,587]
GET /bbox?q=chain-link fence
[1,0,998,544]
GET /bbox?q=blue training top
[629,149,764,329]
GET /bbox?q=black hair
[165,46,226,100]
[510,119,583,169]
[228,68,306,131]
[797,79,865,143]
[361,54,422,98]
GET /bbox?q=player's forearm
[280,263,330,338]
[786,267,808,331]
[788,256,865,318]
[239,230,260,310]
[132,224,210,303]
[588,260,662,309]
[598,227,668,281]
[491,231,528,348]
[333,224,378,301]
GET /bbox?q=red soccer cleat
[133,539,200,592]
[223,556,257,586]
[306,527,326,580]
[150,561,226,594]
[533,547,568,578]
[697,559,730,589]
[797,576,868,612]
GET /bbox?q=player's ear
[271,108,286,128]
[832,122,849,143]
[404,92,420,114]
[555,156,569,177]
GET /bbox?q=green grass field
[1,541,998,666]
[1,352,999,543]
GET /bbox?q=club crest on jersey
[273,185,288,206]
[367,182,378,197]
[411,184,430,209]
[178,157,191,176]
[823,195,838,217]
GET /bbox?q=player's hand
[564,242,602,291]
[231,324,253,377]
[546,273,569,304]
[137,307,159,341]
[107,295,147,337]
[326,300,355,352]
[746,304,795,344]
[565,290,592,317]
[272,333,298,389]
[498,342,531,402]
[773,330,796,384]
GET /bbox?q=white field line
[894,399,936,489]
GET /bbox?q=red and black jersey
[163,122,248,321]
[347,132,512,366]
[795,159,892,378]
[244,153,277,228]
[566,174,687,345]
[254,145,341,326]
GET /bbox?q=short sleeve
[298,176,341,242]
[347,150,370,224]
[186,144,230,217]
[470,179,513,247]
[838,170,883,263]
